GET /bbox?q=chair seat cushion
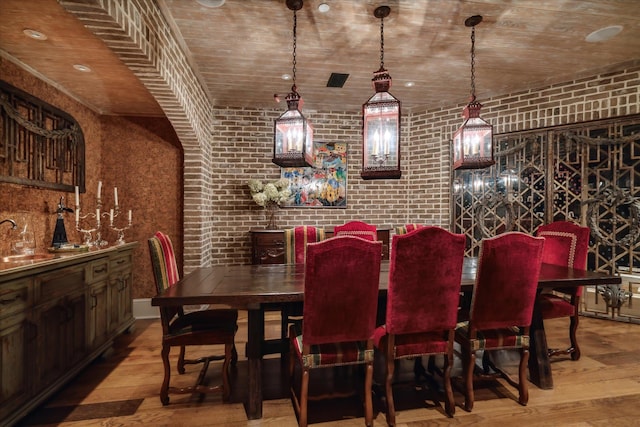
[291,323,374,368]
[169,309,238,336]
[373,325,449,358]
[455,321,529,351]
[537,293,576,319]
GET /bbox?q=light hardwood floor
[16,312,640,427]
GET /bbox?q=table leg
[246,306,264,419]
[528,306,553,389]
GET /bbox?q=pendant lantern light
[273,0,314,168]
[452,15,495,170]
[361,5,401,180]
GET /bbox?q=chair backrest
[536,221,589,270]
[386,226,465,335]
[470,232,545,331]
[334,220,377,241]
[148,232,182,329]
[302,236,382,345]
[283,226,326,264]
[148,231,181,293]
[394,223,424,236]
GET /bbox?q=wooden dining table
[151,258,621,420]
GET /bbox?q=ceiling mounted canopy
[452,15,495,170]
[273,0,314,168]
[361,5,401,180]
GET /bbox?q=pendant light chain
[470,25,476,100]
[292,8,298,92]
[379,13,385,69]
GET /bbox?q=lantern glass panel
[273,109,314,167]
[362,91,401,179]
[452,116,494,170]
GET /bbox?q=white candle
[114,187,118,206]
[128,210,132,223]
[75,208,79,223]
[75,186,80,206]
[96,208,100,224]
[110,209,114,224]
[97,181,102,199]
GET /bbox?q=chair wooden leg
[365,361,374,427]
[299,367,309,427]
[385,348,396,426]
[463,348,475,412]
[443,349,455,417]
[518,347,529,406]
[160,344,171,405]
[569,314,580,361]
[222,343,232,402]
[177,345,186,374]
[230,341,238,366]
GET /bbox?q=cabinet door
[86,280,109,350]
[34,265,86,390]
[34,298,67,390]
[0,314,33,421]
[108,270,133,333]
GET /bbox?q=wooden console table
[249,227,390,265]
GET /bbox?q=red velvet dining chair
[393,223,424,235]
[334,220,378,241]
[373,226,465,423]
[277,226,326,350]
[148,232,238,405]
[535,221,590,360]
[455,232,545,412]
[289,236,382,427]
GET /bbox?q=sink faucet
[0,219,17,229]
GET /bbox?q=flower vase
[265,203,278,230]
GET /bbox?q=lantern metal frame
[452,15,495,170]
[361,5,401,180]
[273,0,314,168]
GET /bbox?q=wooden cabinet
[0,297,32,422]
[0,243,137,427]
[250,227,391,265]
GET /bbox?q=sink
[0,253,55,263]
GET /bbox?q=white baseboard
[133,298,159,319]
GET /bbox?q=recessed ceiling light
[73,64,92,73]
[404,82,415,87]
[318,3,330,13]
[281,74,292,81]
[23,29,47,40]
[196,0,225,7]
[585,25,623,42]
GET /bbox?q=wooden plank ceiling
[0,0,639,116]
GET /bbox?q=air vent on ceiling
[326,73,349,88]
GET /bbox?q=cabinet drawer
[110,252,132,272]
[0,278,32,319]
[35,266,85,304]
[253,232,285,247]
[250,230,285,264]
[86,258,109,284]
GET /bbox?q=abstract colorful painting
[281,142,347,208]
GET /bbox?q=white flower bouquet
[247,178,291,207]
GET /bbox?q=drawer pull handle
[116,259,125,264]
[94,267,107,273]
[0,294,21,305]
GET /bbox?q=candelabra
[371,152,390,165]
[109,204,133,246]
[74,181,133,247]
[75,196,108,248]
